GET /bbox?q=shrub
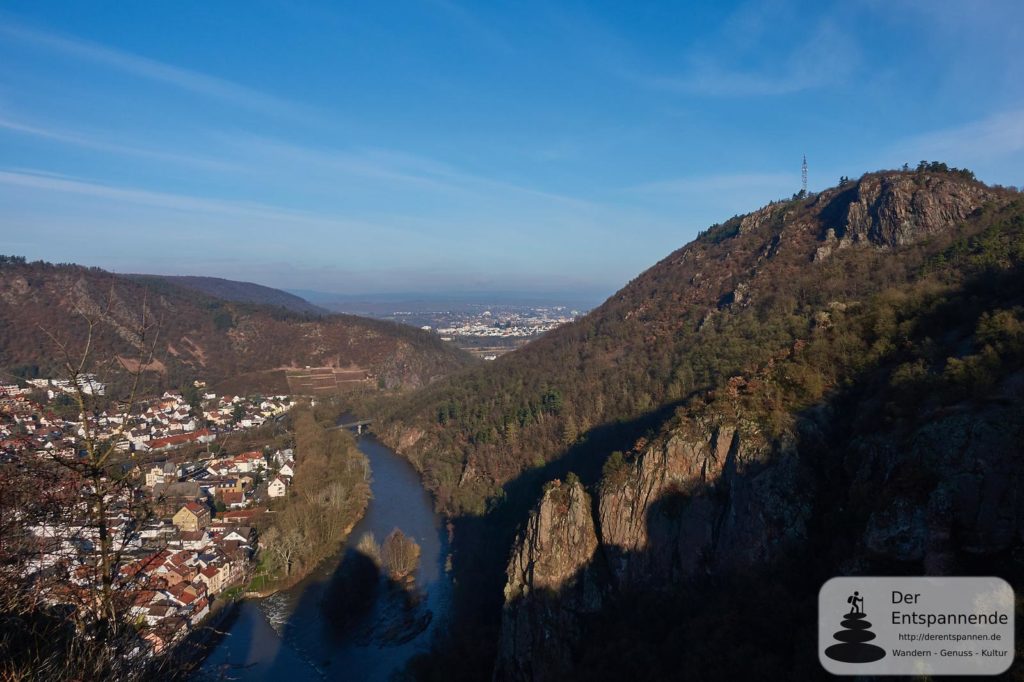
[356,532,381,566]
[381,528,421,580]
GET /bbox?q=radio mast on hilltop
[801,154,808,195]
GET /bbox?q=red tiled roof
[149,429,212,449]
[220,508,264,522]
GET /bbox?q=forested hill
[0,258,474,394]
[129,274,329,316]
[372,165,1024,680]
[375,165,1021,515]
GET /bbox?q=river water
[198,433,452,681]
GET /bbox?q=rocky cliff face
[495,478,602,682]
[380,170,1011,519]
[496,398,1024,680]
[384,169,1021,679]
[495,416,813,679]
[855,404,1024,573]
[816,173,990,259]
[600,416,810,587]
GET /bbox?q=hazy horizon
[2,1,1022,295]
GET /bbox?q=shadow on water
[321,548,433,648]
[406,400,690,681]
[195,429,453,681]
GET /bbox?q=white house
[267,477,288,498]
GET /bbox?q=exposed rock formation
[495,478,601,682]
[822,173,988,250]
[599,417,811,587]
[495,415,815,679]
[856,406,1024,569]
[374,168,1021,679]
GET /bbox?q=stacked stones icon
[824,591,886,663]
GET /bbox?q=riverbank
[169,497,366,677]
[253,406,372,591]
[242,505,368,599]
[169,407,372,677]
[195,431,453,680]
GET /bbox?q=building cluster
[0,378,300,657]
[0,383,294,457]
[19,472,267,654]
[121,505,256,652]
[144,447,295,508]
[24,374,106,397]
[436,307,578,338]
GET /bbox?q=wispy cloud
[216,134,465,192]
[0,114,242,172]
[631,16,858,97]
[0,168,407,236]
[0,18,316,122]
[893,108,1024,163]
[213,132,602,212]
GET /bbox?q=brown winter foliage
[257,406,371,585]
[373,168,1023,516]
[377,167,1024,681]
[380,528,421,580]
[0,258,474,396]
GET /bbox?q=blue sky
[1,1,1022,297]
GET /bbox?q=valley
[2,165,1023,680]
[5,4,1022,679]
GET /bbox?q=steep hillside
[498,244,1024,679]
[130,274,329,315]
[379,165,1016,514]
[376,166,1024,680]
[0,259,474,394]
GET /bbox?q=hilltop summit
[370,166,1024,680]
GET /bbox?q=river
[197,432,452,681]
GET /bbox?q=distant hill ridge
[0,258,474,394]
[129,274,329,316]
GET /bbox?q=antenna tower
[801,154,808,195]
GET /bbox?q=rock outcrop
[374,168,1021,679]
[494,415,816,680]
[494,478,601,682]
[822,173,988,250]
[856,406,1024,570]
[599,417,811,587]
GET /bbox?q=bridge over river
[328,419,373,434]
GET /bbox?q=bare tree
[0,281,171,680]
[381,528,420,581]
[260,524,304,579]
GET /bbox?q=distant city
[294,291,600,358]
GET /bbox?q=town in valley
[1,377,300,654]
